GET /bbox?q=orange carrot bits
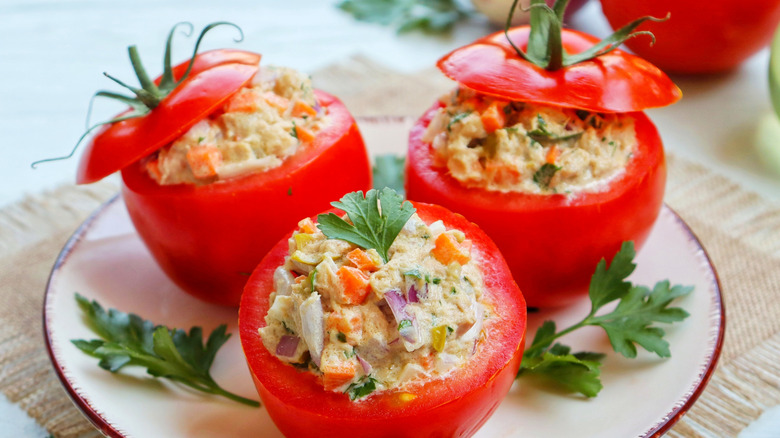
[292,100,318,118]
[336,266,371,305]
[225,89,261,113]
[263,92,290,113]
[294,124,316,144]
[321,360,357,391]
[546,145,561,164]
[480,101,507,134]
[298,217,318,234]
[346,248,380,272]
[186,146,222,179]
[432,233,472,265]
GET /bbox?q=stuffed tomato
[406,0,680,307]
[75,24,371,306]
[239,189,526,437]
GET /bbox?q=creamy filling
[422,87,636,195]
[146,65,328,185]
[259,214,491,400]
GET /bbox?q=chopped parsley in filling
[145,65,328,185]
[259,214,490,400]
[422,87,637,194]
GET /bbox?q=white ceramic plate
[44,118,724,438]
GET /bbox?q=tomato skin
[121,90,371,306]
[600,0,780,74]
[406,102,665,307]
[436,26,681,113]
[78,57,260,184]
[239,202,526,437]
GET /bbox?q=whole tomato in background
[472,0,588,26]
[600,0,780,74]
[239,201,527,438]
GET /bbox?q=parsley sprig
[317,188,415,263]
[338,0,470,34]
[71,294,260,407]
[518,242,693,397]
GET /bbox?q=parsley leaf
[527,114,583,143]
[71,294,260,407]
[317,188,415,263]
[533,163,561,189]
[373,154,406,196]
[345,376,378,400]
[518,241,692,397]
[338,0,469,34]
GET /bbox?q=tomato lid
[76,61,258,184]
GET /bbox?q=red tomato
[121,89,370,306]
[239,202,527,437]
[406,103,666,307]
[600,0,780,74]
[437,26,681,113]
[77,50,262,184]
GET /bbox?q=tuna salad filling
[422,87,637,195]
[259,213,490,400]
[145,65,328,185]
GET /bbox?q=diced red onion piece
[356,354,373,374]
[276,335,300,357]
[385,289,408,322]
[407,284,420,303]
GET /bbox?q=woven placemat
[2,57,779,437]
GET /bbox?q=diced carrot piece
[294,275,306,284]
[322,361,356,391]
[145,159,162,181]
[186,146,222,179]
[546,145,561,164]
[337,266,371,305]
[225,89,260,113]
[263,92,290,113]
[480,101,506,134]
[326,312,363,334]
[292,100,318,118]
[432,233,472,265]
[298,217,318,234]
[294,124,316,144]
[346,248,380,272]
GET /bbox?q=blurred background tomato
[599,0,780,74]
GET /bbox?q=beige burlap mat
[2,57,779,437]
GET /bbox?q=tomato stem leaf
[505,0,669,70]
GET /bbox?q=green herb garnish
[338,0,469,34]
[447,111,472,131]
[373,154,406,196]
[533,163,561,189]
[518,242,692,397]
[317,188,415,263]
[337,332,348,343]
[527,114,583,143]
[71,294,260,407]
[345,376,378,400]
[398,319,413,331]
[504,0,667,71]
